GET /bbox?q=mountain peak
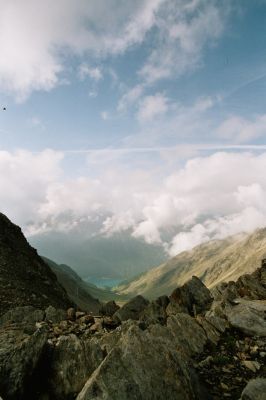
[0,213,73,316]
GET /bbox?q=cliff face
[0,213,73,316]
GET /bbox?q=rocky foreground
[0,261,266,399]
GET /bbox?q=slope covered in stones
[0,213,73,316]
[0,256,265,399]
[117,229,266,298]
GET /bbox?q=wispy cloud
[0,0,230,101]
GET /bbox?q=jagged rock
[47,334,104,399]
[113,295,149,322]
[79,314,95,325]
[0,305,44,325]
[77,323,209,400]
[196,315,221,344]
[169,276,213,316]
[242,360,261,373]
[226,299,266,337]
[167,313,207,356]
[155,295,170,308]
[67,307,76,320]
[45,306,66,323]
[89,318,103,333]
[140,300,167,325]
[99,300,120,316]
[240,378,266,399]
[0,324,47,399]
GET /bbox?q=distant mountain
[117,228,266,299]
[0,213,73,316]
[44,257,128,312]
[29,230,166,280]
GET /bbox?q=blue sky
[1,0,266,255]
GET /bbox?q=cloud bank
[1,149,266,256]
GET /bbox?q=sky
[1,0,266,256]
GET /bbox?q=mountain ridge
[117,228,266,299]
[0,212,73,316]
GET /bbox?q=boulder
[169,276,213,316]
[113,295,149,322]
[47,334,104,399]
[140,301,167,325]
[0,305,44,326]
[45,306,66,324]
[0,324,47,399]
[226,299,266,336]
[99,300,120,317]
[77,323,208,400]
[240,378,266,400]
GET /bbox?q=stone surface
[77,323,208,400]
[140,300,167,325]
[240,378,266,400]
[0,305,44,326]
[169,276,213,316]
[113,295,149,322]
[45,305,66,323]
[226,299,266,337]
[99,300,120,317]
[47,334,104,399]
[0,324,47,399]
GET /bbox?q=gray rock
[0,324,47,399]
[113,295,149,322]
[169,276,213,316]
[77,322,208,400]
[167,313,208,356]
[140,301,167,325]
[240,378,266,400]
[226,299,266,336]
[0,306,44,326]
[99,300,120,317]
[45,305,66,323]
[48,334,104,399]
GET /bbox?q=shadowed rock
[113,295,149,322]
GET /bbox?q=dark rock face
[169,276,213,316]
[99,300,120,316]
[0,213,73,316]
[113,295,149,322]
[0,322,48,399]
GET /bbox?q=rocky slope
[117,229,266,298]
[0,213,73,316]
[0,258,265,399]
[44,257,129,310]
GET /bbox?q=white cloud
[0,149,63,225]
[100,111,109,120]
[2,148,266,258]
[216,114,266,143]
[0,0,229,100]
[117,84,144,112]
[0,0,164,100]
[139,0,227,83]
[78,64,103,81]
[137,93,169,122]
